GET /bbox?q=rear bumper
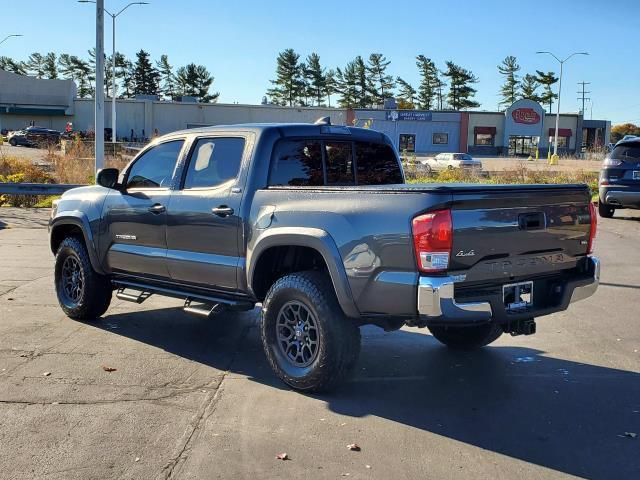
[600,186,640,208]
[417,256,599,325]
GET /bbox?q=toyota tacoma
[49,119,599,391]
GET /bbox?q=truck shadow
[95,307,639,480]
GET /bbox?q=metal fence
[0,183,86,196]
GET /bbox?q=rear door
[165,136,247,291]
[100,139,185,278]
[606,142,640,188]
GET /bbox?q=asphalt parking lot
[0,207,638,480]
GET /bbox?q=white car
[423,152,483,171]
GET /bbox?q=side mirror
[96,168,120,189]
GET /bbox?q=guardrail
[0,183,86,195]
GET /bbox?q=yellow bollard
[549,154,559,166]
[535,148,539,160]
[527,155,533,161]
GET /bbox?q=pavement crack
[159,319,257,480]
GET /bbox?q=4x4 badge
[456,249,476,257]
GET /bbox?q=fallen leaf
[341,474,350,477]
[275,452,289,460]
[43,372,51,376]
[366,465,371,469]
[101,366,117,372]
[134,457,140,462]
[624,432,637,438]
[347,443,360,451]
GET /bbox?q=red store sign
[512,108,541,125]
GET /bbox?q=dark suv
[599,137,640,217]
[8,126,60,147]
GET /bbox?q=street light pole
[79,2,148,145]
[0,34,23,47]
[536,51,589,157]
[95,0,105,172]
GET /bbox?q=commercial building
[1,69,609,156]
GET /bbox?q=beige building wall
[541,114,579,149]
[467,113,504,147]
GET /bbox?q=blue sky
[1,0,638,123]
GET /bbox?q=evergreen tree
[442,61,479,110]
[266,49,304,106]
[335,62,358,108]
[0,56,27,75]
[43,52,57,79]
[58,54,93,97]
[520,73,540,101]
[176,63,218,102]
[497,55,520,108]
[88,48,110,97]
[416,55,439,109]
[156,54,178,100]
[354,55,373,107]
[304,53,327,106]
[535,70,558,113]
[324,68,337,107]
[117,55,135,98]
[132,49,159,95]
[26,53,46,78]
[194,64,219,103]
[367,53,394,104]
[396,77,417,109]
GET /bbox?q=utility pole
[95,0,105,173]
[577,81,591,116]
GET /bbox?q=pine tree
[194,64,219,103]
[156,54,178,100]
[266,49,304,106]
[443,61,479,110]
[43,52,57,79]
[175,63,218,102]
[132,49,159,95]
[416,55,439,109]
[335,62,358,108]
[26,53,46,78]
[0,56,27,75]
[304,53,327,106]
[354,56,372,108]
[520,73,540,101]
[535,70,558,113]
[367,53,394,104]
[498,55,520,108]
[117,55,135,98]
[324,68,337,107]
[58,54,93,97]
[396,77,417,109]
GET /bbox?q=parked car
[8,126,60,147]
[424,152,483,171]
[598,137,640,218]
[49,120,599,392]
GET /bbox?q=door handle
[148,203,166,214]
[211,206,234,217]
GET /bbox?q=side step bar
[112,279,254,312]
[183,298,224,317]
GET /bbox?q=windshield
[611,144,640,161]
[454,154,474,161]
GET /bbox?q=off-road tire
[598,201,615,218]
[54,236,112,321]
[9,138,17,146]
[261,271,361,392]
[428,323,503,350]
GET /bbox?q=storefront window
[474,133,494,146]
[432,133,448,145]
[557,136,569,148]
[399,134,416,152]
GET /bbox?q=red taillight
[588,202,597,254]
[412,209,452,273]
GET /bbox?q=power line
[577,81,591,116]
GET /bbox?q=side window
[183,137,245,189]
[126,140,184,189]
[269,140,323,186]
[355,141,403,185]
[325,141,354,185]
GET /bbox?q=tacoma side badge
[456,249,476,257]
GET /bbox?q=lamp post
[79,1,148,144]
[0,34,23,47]
[536,51,589,158]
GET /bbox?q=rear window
[611,144,640,161]
[356,141,403,185]
[269,139,402,187]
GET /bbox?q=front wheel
[55,237,112,320]
[261,271,361,392]
[598,202,615,218]
[9,138,17,146]
[428,323,503,350]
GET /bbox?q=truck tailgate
[448,185,592,282]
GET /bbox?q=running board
[112,279,254,311]
[183,298,224,317]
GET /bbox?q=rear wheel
[54,237,112,321]
[598,201,615,218]
[261,271,360,392]
[9,138,17,146]
[428,323,503,350]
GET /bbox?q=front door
[166,136,246,291]
[100,139,185,278]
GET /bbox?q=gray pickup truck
[49,119,599,391]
